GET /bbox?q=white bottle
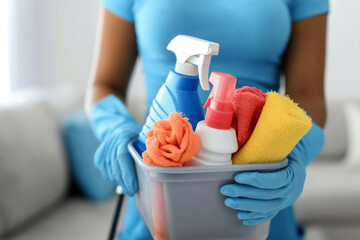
[186,72,238,166]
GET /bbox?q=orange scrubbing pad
[142,112,199,167]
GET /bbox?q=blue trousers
[118,197,304,240]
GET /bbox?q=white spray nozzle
[167,35,219,91]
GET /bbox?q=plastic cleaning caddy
[128,139,288,240]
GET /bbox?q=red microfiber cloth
[232,86,266,149]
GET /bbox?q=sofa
[0,85,359,240]
[294,100,360,239]
[0,86,118,240]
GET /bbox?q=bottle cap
[204,72,236,130]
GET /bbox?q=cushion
[62,111,115,202]
[317,101,347,161]
[0,101,68,235]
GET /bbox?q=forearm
[284,14,327,128]
[288,93,326,128]
[85,81,126,116]
[85,7,138,116]
[286,93,326,167]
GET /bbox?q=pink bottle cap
[204,72,236,130]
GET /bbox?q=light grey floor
[2,197,118,240]
[306,224,360,240]
[2,197,359,240]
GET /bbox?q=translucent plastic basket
[128,139,288,240]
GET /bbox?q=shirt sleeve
[290,0,329,22]
[102,0,134,22]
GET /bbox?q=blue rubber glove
[90,95,141,196]
[220,123,325,225]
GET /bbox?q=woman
[86,0,328,239]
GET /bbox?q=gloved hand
[90,94,141,196]
[220,123,324,225]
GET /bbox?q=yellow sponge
[232,91,312,164]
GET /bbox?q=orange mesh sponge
[142,112,199,167]
[232,92,312,164]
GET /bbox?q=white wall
[10,0,100,89]
[9,0,360,104]
[325,0,360,100]
[9,0,148,121]
[0,0,11,103]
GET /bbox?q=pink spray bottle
[186,72,238,166]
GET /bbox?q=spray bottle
[136,35,219,153]
[186,72,238,166]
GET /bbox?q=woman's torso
[132,0,292,107]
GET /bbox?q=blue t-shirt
[103,0,328,108]
[102,1,329,240]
